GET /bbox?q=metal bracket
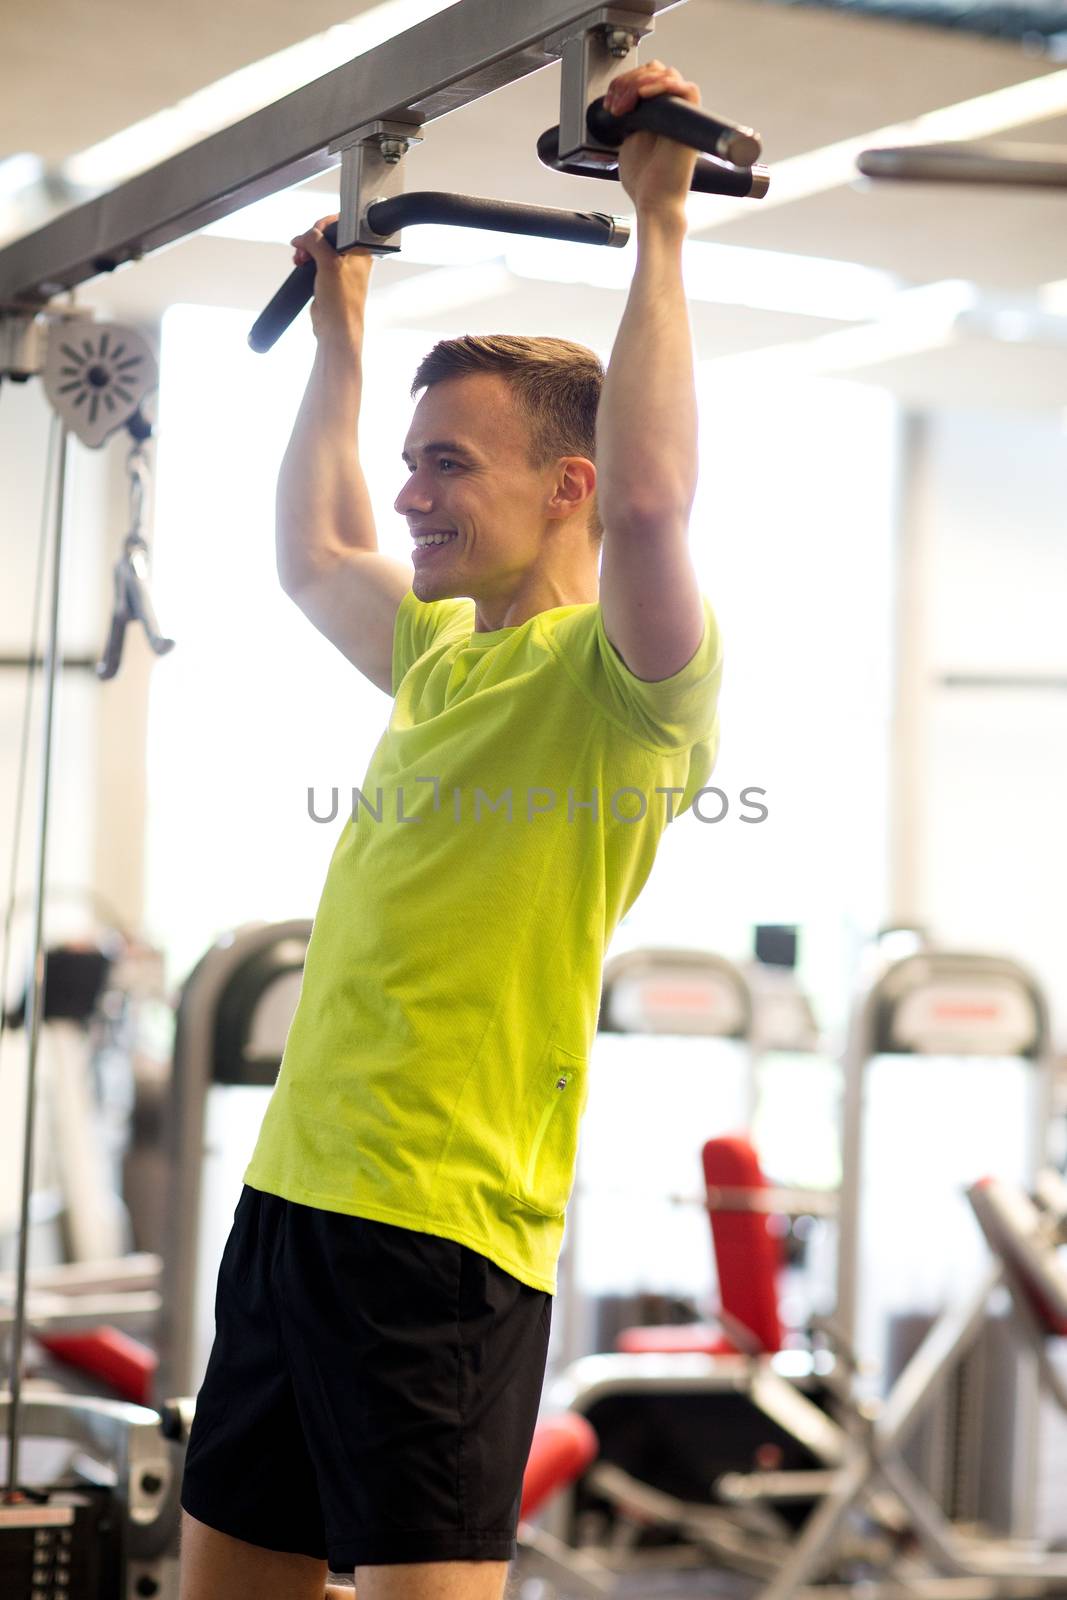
[328,119,425,255]
[0,306,46,382]
[544,7,655,168]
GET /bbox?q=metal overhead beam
[0,0,680,306]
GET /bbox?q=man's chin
[412,571,460,602]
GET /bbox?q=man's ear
[549,456,597,520]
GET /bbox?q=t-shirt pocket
[505,1046,588,1219]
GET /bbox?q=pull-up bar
[249,88,768,352]
[0,0,769,312]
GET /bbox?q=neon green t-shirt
[244,590,722,1292]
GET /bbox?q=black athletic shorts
[180,1185,553,1571]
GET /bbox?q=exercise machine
[723,1170,1067,1600]
[541,948,844,1580]
[543,946,1055,1587]
[835,948,1052,1534]
[553,1164,852,1584]
[559,942,834,1364]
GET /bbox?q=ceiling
[1,0,406,163]
[4,0,1067,408]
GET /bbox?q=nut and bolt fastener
[605,29,640,57]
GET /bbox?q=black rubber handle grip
[585,92,761,168]
[362,191,629,246]
[248,220,340,354]
[535,123,768,198]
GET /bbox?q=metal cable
[0,410,60,1384]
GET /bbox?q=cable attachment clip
[96,424,175,681]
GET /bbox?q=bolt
[605,29,639,58]
[379,140,408,164]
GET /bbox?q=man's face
[394,373,585,605]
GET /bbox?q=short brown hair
[410,334,604,542]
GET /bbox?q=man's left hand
[604,60,701,220]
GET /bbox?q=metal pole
[858,142,1067,189]
[834,983,875,1352]
[3,424,69,1501]
[1010,1005,1054,1540]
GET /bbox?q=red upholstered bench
[616,1134,784,1357]
[521,1411,599,1520]
[36,1326,158,1406]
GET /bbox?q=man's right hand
[291,214,375,349]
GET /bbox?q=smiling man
[400,360,601,627]
[179,59,723,1600]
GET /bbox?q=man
[179,59,722,1600]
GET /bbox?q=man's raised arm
[277,218,411,695]
[595,62,706,685]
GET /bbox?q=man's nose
[394,476,431,514]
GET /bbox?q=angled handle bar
[249,200,628,354]
[542,91,769,197]
[537,123,768,197]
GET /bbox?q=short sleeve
[551,595,722,751]
[391,590,474,695]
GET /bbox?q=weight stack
[885,1311,1020,1534]
[0,1488,123,1599]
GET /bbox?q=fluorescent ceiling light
[61,1,454,190]
[696,280,980,380]
[684,66,1067,233]
[0,155,48,244]
[0,154,45,197]
[502,234,900,322]
[366,262,518,326]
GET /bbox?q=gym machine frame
[834,949,1052,1544]
[547,950,1055,1589]
[736,1171,1067,1600]
[0,0,766,310]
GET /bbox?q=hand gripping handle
[585,91,762,169]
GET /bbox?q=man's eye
[403,458,458,474]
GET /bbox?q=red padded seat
[615,1133,784,1357]
[702,1134,784,1354]
[616,1322,735,1355]
[521,1412,599,1519]
[36,1326,158,1406]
